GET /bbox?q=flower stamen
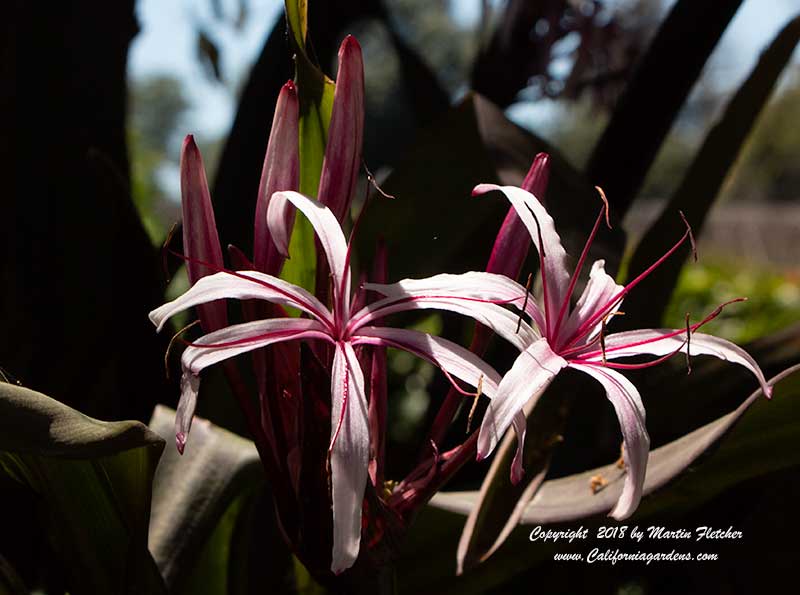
[551,187,612,342]
[679,211,698,262]
[562,213,696,351]
[165,319,201,378]
[524,202,552,336]
[685,312,692,375]
[466,374,484,434]
[516,272,533,334]
[162,222,180,284]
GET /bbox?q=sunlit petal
[149,270,332,331]
[568,363,649,520]
[329,342,370,574]
[473,184,571,332]
[269,191,351,319]
[478,338,567,458]
[558,260,624,348]
[581,330,772,397]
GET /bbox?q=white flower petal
[569,363,649,520]
[269,191,351,319]
[149,270,332,331]
[353,326,502,394]
[557,259,624,348]
[180,318,330,375]
[329,342,370,574]
[478,338,567,458]
[584,330,772,398]
[365,271,545,333]
[473,184,571,333]
[351,295,537,353]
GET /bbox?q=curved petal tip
[472,183,499,197]
[176,432,187,455]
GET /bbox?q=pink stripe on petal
[149,270,333,331]
[353,327,502,395]
[557,259,624,349]
[269,192,351,320]
[365,271,545,331]
[180,318,330,374]
[351,294,536,352]
[478,338,566,458]
[473,184,571,335]
[329,342,370,574]
[582,330,772,398]
[483,154,551,285]
[568,363,649,520]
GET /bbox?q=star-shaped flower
[370,184,772,520]
[475,184,772,518]
[150,191,521,573]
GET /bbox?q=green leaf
[280,0,336,293]
[148,406,290,595]
[621,14,800,330]
[0,383,167,595]
[284,0,307,48]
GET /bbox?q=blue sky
[129,0,800,140]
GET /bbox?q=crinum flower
[150,191,526,573]
[369,183,772,520]
[473,184,773,519]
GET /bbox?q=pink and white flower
[150,191,519,574]
[475,184,772,519]
[370,183,772,521]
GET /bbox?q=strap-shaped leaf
[148,406,291,595]
[621,14,800,330]
[431,363,800,523]
[0,383,167,595]
[585,0,743,217]
[454,378,570,574]
[398,364,800,592]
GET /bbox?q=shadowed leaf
[198,30,223,82]
[0,554,29,595]
[148,406,285,595]
[431,364,800,523]
[0,383,167,595]
[397,364,799,592]
[356,93,625,283]
[586,0,743,217]
[454,379,570,574]
[621,14,800,330]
